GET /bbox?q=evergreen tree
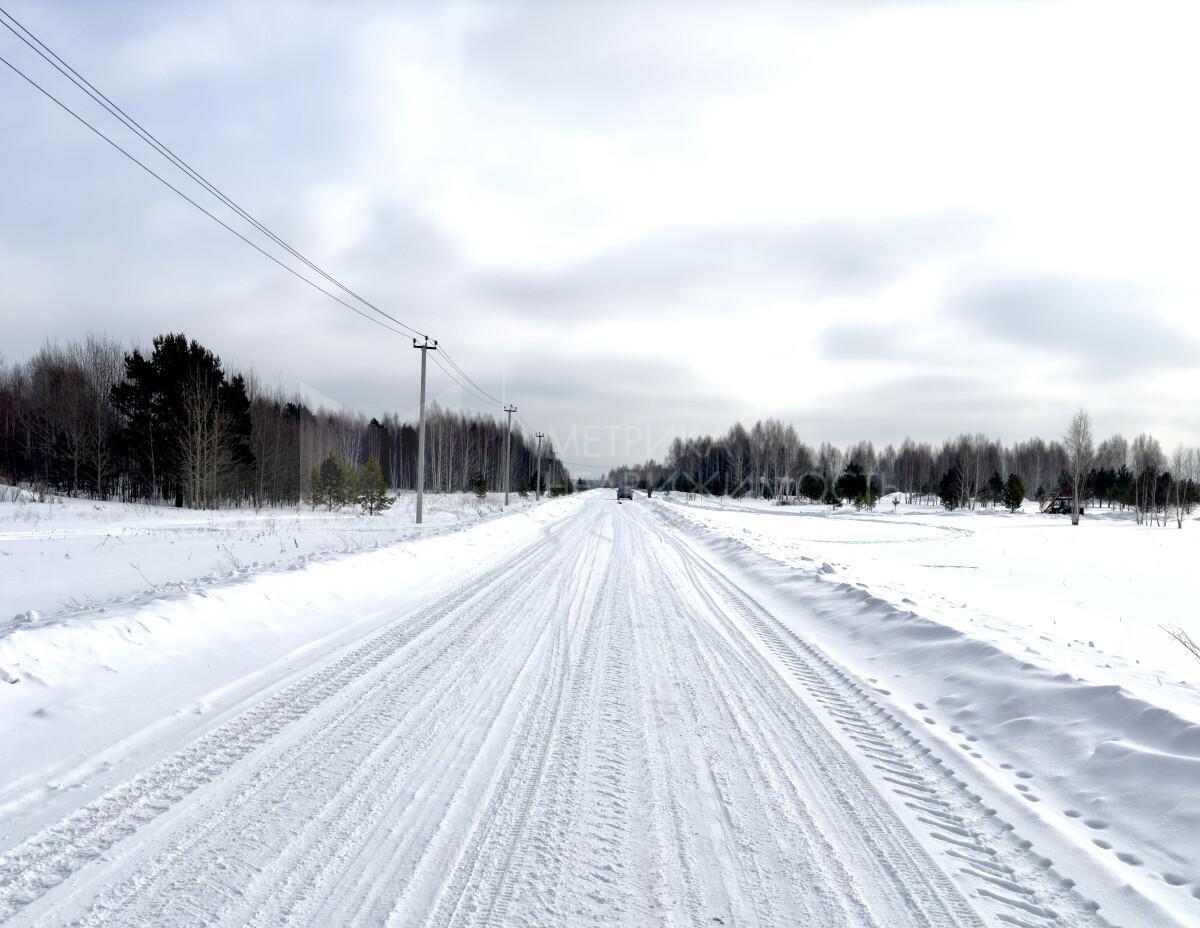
[308,465,324,510]
[835,462,866,505]
[220,373,255,497]
[799,473,825,503]
[338,459,359,509]
[938,469,961,510]
[834,462,880,510]
[1002,473,1025,512]
[110,333,253,507]
[313,453,352,510]
[986,471,1004,508]
[1112,465,1134,508]
[357,457,393,515]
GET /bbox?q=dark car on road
[617,487,633,500]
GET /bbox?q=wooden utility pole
[413,337,437,523]
[503,404,517,506]
[535,431,544,500]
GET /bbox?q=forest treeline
[606,418,1199,526]
[0,333,570,508]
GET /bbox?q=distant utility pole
[535,432,544,501]
[412,337,438,524]
[503,404,517,506]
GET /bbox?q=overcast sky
[2,0,1198,470]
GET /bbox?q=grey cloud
[466,5,769,120]
[466,1,909,122]
[819,324,922,361]
[500,355,732,408]
[780,373,1043,448]
[955,275,1199,372]
[480,213,987,317]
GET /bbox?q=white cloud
[2,0,1198,464]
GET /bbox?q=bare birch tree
[1063,409,1094,526]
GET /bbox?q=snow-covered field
[653,493,1200,926]
[657,494,1200,715]
[0,488,1196,926]
[0,488,538,628]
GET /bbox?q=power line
[1,15,535,438]
[0,50,418,341]
[437,347,506,407]
[0,6,428,341]
[428,353,504,409]
[431,359,500,409]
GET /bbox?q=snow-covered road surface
[0,495,1123,926]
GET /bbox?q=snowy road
[0,494,1108,927]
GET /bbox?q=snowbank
[658,494,1200,720]
[652,497,1200,926]
[0,491,586,840]
[0,488,543,628]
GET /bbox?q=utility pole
[503,403,517,506]
[535,432,544,501]
[412,337,437,524]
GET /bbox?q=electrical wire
[437,348,507,407]
[428,353,504,409]
[0,6,428,341]
[1,15,532,430]
[0,51,421,342]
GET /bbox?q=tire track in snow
[86,531,567,928]
[632,507,967,927]
[0,515,575,925]
[417,508,622,927]
[647,502,1109,928]
[420,565,573,927]
[495,511,649,926]
[0,494,1076,927]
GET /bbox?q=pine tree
[799,474,824,503]
[834,462,879,510]
[357,456,393,515]
[1002,473,1025,512]
[314,453,351,510]
[986,471,1004,508]
[938,469,961,510]
[308,465,324,510]
[338,460,359,509]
